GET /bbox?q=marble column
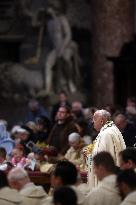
[91,0,134,107]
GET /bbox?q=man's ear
[101,119,104,126]
[120,181,130,196]
[99,165,105,172]
[8,180,17,189]
[52,175,63,187]
[56,176,63,186]
[127,159,135,168]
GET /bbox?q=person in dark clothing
[47,106,78,155]
[53,186,77,205]
[119,147,136,170]
[51,91,71,122]
[35,115,51,148]
[117,169,136,200]
[0,170,8,188]
[114,113,136,147]
[25,99,49,123]
[71,101,84,121]
[16,127,33,156]
[21,125,36,143]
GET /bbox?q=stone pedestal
[91,0,134,107]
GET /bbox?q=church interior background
[0,0,136,123]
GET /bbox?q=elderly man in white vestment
[8,167,48,205]
[0,170,26,205]
[84,109,126,190]
[85,151,121,205]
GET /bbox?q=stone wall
[91,0,135,107]
[0,0,136,106]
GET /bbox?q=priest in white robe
[84,109,126,190]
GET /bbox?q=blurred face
[36,123,44,131]
[57,107,69,121]
[119,155,135,170]
[69,140,79,150]
[19,132,29,141]
[0,156,5,163]
[72,102,82,112]
[51,174,63,188]
[94,164,104,181]
[12,149,23,162]
[93,113,104,131]
[59,93,67,102]
[14,134,21,145]
[34,153,44,161]
[114,116,127,131]
[127,99,136,107]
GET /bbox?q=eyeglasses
[58,111,67,113]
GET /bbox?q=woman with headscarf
[0,122,15,156]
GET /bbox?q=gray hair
[68,132,80,143]
[8,167,29,182]
[95,109,111,121]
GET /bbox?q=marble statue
[44,4,81,93]
[15,0,81,94]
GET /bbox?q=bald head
[114,114,127,131]
[8,167,30,191]
[93,109,111,131]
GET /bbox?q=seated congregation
[0,96,136,205]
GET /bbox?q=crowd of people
[0,91,136,205]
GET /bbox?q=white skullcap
[11,126,29,134]
[11,125,21,135]
[17,128,29,134]
[68,132,80,143]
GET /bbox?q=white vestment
[88,121,126,189]
[120,191,136,205]
[85,175,121,205]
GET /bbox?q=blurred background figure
[117,169,136,204]
[83,107,98,142]
[8,167,48,205]
[11,144,26,168]
[72,101,84,121]
[104,104,115,117]
[45,160,85,205]
[85,151,121,205]
[25,99,49,123]
[26,121,37,134]
[53,186,77,205]
[47,105,77,155]
[125,97,136,124]
[0,170,25,205]
[119,148,136,170]
[74,119,92,145]
[114,113,136,147]
[35,115,51,149]
[0,122,15,156]
[15,127,33,155]
[64,132,86,171]
[51,91,71,122]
